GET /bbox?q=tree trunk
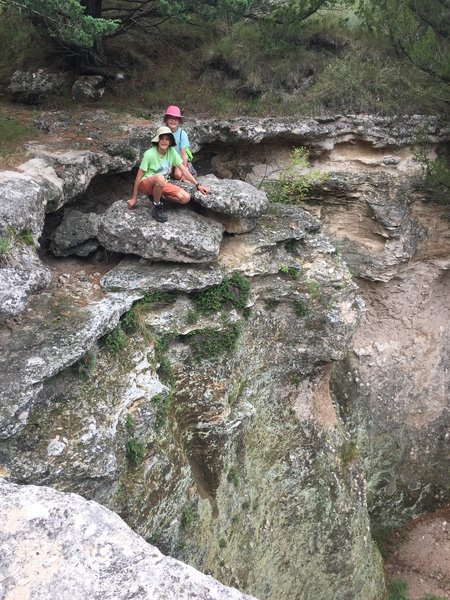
[80,0,103,18]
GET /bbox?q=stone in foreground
[0,480,257,600]
[98,200,224,263]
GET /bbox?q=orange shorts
[138,178,181,200]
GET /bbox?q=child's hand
[128,198,137,209]
[197,185,209,195]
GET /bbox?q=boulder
[170,176,268,233]
[0,247,51,319]
[0,171,46,241]
[98,201,224,263]
[51,209,100,257]
[101,257,223,292]
[8,69,65,104]
[71,75,106,102]
[0,480,256,600]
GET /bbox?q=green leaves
[359,0,450,84]
[7,0,118,48]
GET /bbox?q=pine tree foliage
[359,0,450,84]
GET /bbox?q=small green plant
[0,226,34,263]
[154,335,175,385]
[340,441,360,467]
[125,413,146,466]
[101,325,127,354]
[279,264,300,279]
[227,467,239,487]
[264,147,328,205]
[74,349,97,379]
[241,500,251,510]
[186,309,199,325]
[151,392,171,431]
[387,580,408,600]
[186,322,241,361]
[293,298,308,316]
[181,504,197,529]
[142,289,177,306]
[193,273,251,315]
[219,538,227,548]
[121,309,139,333]
[306,279,323,300]
[264,298,280,310]
[126,435,146,466]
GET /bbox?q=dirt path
[385,504,450,599]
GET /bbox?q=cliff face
[0,111,448,600]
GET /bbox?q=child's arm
[128,168,144,208]
[180,147,189,169]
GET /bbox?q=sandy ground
[385,504,450,599]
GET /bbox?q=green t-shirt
[139,145,182,181]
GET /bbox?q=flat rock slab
[98,201,224,263]
[0,480,257,600]
[191,175,268,218]
[101,258,223,292]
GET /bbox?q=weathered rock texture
[0,480,256,600]
[98,200,225,263]
[0,202,385,600]
[0,110,448,599]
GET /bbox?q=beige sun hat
[151,126,176,145]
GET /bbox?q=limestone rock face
[0,109,448,600]
[0,202,385,600]
[0,246,51,319]
[0,480,256,600]
[101,258,223,292]
[0,292,140,440]
[184,114,448,153]
[98,201,225,263]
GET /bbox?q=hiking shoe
[153,201,168,223]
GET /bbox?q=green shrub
[293,299,309,316]
[142,289,177,306]
[186,322,241,361]
[124,413,146,466]
[126,435,146,466]
[0,226,35,262]
[227,467,239,487]
[151,392,171,431]
[181,505,197,529]
[387,580,408,600]
[154,335,175,386]
[264,147,328,205]
[193,272,251,315]
[101,325,127,354]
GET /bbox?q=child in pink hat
[163,105,197,180]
